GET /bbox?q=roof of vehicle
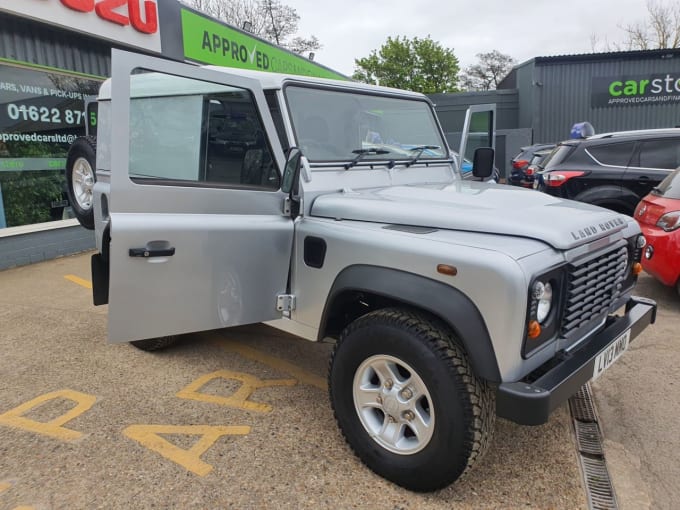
[556,128,680,146]
[587,128,680,140]
[98,65,428,101]
[520,143,556,151]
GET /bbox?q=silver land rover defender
[82,50,656,491]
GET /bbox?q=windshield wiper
[405,145,441,167]
[344,148,390,170]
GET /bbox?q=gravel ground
[0,253,591,509]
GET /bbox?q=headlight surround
[523,268,564,357]
[533,281,554,323]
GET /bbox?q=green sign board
[592,74,680,107]
[181,9,346,81]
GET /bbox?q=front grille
[560,245,628,336]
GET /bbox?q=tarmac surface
[592,275,680,510]
[0,252,675,509]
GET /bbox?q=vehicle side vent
[304,236,327,269]
[561,246,628,337]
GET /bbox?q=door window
[128,70,279,189]
[586,142,635,167]
[638,139,680,170]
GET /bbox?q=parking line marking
[64,275,92,289]
[0,390,97,441]
[214,337,327,391]
[177,370,296,413]
[123,424,250,476]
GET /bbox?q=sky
[283,0,654,76]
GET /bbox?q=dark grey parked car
[535,129,680,215]
[510,143,556,187]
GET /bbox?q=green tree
[459,50,516,91]
[353,36,460,94]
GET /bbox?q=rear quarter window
[638,139,680,170]
[586,142,635,167]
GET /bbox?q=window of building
[0,63,102,229]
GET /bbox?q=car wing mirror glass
[472,147,495,180]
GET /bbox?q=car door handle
[637,176,649,182]
[129,247,175,258]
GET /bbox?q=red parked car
[634,168,680,295]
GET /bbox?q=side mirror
[472,147,495,180]
[281,147,302,194]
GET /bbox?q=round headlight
[533,281,553,323]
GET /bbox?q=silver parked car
[84,50,655,492]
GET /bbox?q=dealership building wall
[432,49,680,178]
[0,12,113,270]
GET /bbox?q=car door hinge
[283,197,291,216]
[276,294,296,315]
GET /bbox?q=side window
[638,139,680,170]
[128,71,279,189]
[587,142,635,167]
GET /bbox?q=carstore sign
[592,74,680,107]
[181,9,346,81]
[0,0,162,53]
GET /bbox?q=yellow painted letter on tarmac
[0,390,96,441]
[0,481,11,493]
[176,370,296,413]
[123,424,250,476]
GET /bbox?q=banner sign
[592,74,680,107]
[181,9,346,81]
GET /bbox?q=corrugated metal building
[0,11,111,77]
[432,48,680,176]
[503,49,680,143]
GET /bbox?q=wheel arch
[318,265,501,382]
[573,185,639,215]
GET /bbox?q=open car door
[456,104,496,178]
[105,50,293,343]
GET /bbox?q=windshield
[653,168,680,199]
[284,85,447,165]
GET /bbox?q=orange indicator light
[632,262,643,276]
[437,264,458,276]
[527,320,542,339]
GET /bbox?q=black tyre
[329,308,495,492]
[130,336,179,352]
[65,136,97,230]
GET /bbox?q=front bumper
[496,296,656,425]
[639,225,680,287]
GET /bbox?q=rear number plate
[593,329,631,380]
